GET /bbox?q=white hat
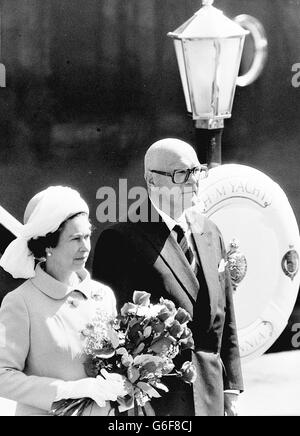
[0,186,89,279]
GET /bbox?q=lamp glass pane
[183,37,244,119]
[218,38,243,115]
[174,40,192,113]
[183,40,215,118]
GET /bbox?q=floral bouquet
[51,291,197,416]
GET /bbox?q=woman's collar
[30,262,92,300]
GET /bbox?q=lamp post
[168,0,263,167]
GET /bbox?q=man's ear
[145,172,155,189]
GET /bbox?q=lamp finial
[202,0,214,6]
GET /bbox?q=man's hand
[224,392,239,416]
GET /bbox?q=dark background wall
[0,0,299,348]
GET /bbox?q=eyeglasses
[150,165,208,184]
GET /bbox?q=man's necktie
[173,224,195,266]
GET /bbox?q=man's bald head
[144,138,201,218]
[144,138,198,181]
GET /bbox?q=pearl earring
[47,252,52,257]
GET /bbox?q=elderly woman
[0,186,125,416]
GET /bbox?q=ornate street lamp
[168,0,267,167]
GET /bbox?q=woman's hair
[28,212,89,259]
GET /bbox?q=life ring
[197,164,300,363]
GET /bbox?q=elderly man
[93,138,243,416]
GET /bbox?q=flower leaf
[151,382,169,393]
[107,328,120,348]
[116,347,128,356]
[143,326,152,338]
[94,349,115,359]
[137,382,161,398]
[128,366,140,383]
[133,342,145,357]
[149,336,176,355]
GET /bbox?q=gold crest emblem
[227,239,248,292]
[282,248,299,281]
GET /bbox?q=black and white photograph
[0,0,299,419]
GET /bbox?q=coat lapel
[186,208,220,324]
[135,200,199,303]
[160,232,200,302]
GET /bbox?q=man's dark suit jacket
[92,200,243,416]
